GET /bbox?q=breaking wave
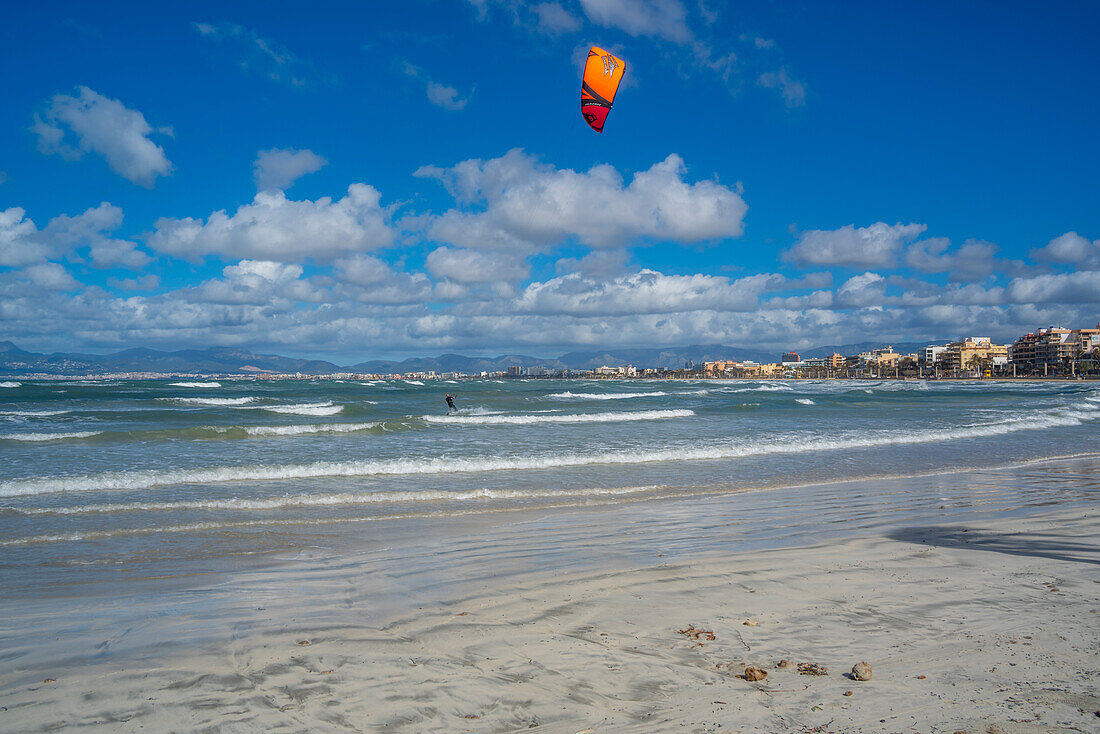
[422,409,693,425]
[3,406,1093,498]
[796,398,815,405]
[169,382,222,388]
[0,381,21,388]
[0,409,71,417]
[10,484,664,516]
[0,431,102,442]
[547,391,668,400]
[162,397,256,406]
[256,402,343,416]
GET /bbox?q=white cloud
[514,270,783,316]
[0,208,47,267]
[754,37,775,49]
[32,87,172,187]
[185,260,322,306]
[21,262,81,291]
[194,22,314,87]
[905,237,1024,282]
[1031,231,1100,268]
[416,150,747,251]
[254,148,328,191]
[107,274,160,291]
[147,185,395,262]
[758,67,806,108]
[1004,270,1100,305]
[577,0,692,43]
[334,254,433,304]
[834,272,887,308]
[42,202,150,269]
[426,247,530,284]
[785,222,927,269]
[426,82,471,111]
[0,203,147,269]
[403,62,472,111]
[532,2,582,34]
[555,249,630,278]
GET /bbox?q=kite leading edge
[581,46,625,133]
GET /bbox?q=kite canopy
[581,46,625,133]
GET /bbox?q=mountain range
[0,340,944,376]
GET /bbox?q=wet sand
[1,475,1098,732]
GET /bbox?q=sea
[1,377,1098,607]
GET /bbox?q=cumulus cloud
[416,150,747,251]
[426,247,530,284]
[905,237,1025,282]
[0,208,47,267]
[555,249,630,278]
[1031,231,1100,268]
[333,254,433,304]
[514,270,785,316]
[20,262,81,291]
[0,203,147,269]
[785,222,927,269]
[834,272,887,308]
[253,148,328,191]
[147,185,395,262]
[31,87,172,187]
[577,0,691,43]
[185,260,322,306]
[107,274,160,291]
[757,67,806,108]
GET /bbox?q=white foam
[547,391,668,400]
[14,484,663,516]
[0,431,102,442]
[240,422,379,437]
[0,381,21,388]
[403,380,425,386]
[796,398,815,405]
[0,409,71,417]
[259,402,343,416]
[720,383,793,393]
[2,407,1092,498]
[162,397,255,406]
[422,409,694,425]
[169,382,222,388]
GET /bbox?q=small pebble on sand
[743,619,758,626]
[852,661,872,681]
[843,690,853,696]
[778,659,794,668]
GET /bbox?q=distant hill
[0,342,339,375]
[0,338,950,376]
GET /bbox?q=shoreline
[1,459,1098,732]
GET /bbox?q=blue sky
[1,0,1098,361]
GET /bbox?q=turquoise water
[1,377,1098,585]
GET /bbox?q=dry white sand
[2,510,1098,733]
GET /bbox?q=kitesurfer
[446,394,457,414]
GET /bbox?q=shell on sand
[777,659,794,668]
[852,661,872,681]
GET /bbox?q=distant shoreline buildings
[5,323,1099,382]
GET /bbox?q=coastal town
[5,323,1099,382]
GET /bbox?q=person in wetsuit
[446,394,457,414]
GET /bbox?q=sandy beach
[2,468,1098,733]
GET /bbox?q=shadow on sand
[888,523,1100,566]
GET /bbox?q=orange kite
[581,46,625,133]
